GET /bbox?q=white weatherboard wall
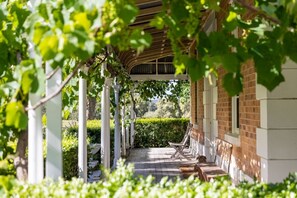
[256,59,297,183]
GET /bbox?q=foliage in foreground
[1,160,297,197]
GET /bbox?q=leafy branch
[26,62,84,111]
[46,67,60,80]
[234,0,281,24]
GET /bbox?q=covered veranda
[27,0,204,183]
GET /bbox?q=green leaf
[33,24,49,45]
[170,0,188,21]
[129,29,152,54]
[222,72,243,96]
[220,53,240,73]
[251,42,285,91]
[62,37,76,57]
[150,15,165,29]
[0,9,5,30]
[38,4,49,20]
[188,59,206,81]
[118,4,138,24]
[5,101,28,129]
[0,42,8,69]
[209,32,228,55]
[174,55,186,75]
[226,11,237,22]
[73,12,90,31]
[53,8,64,29]
[208,0,221,11]
[21,69,35,95]
[283,32,297,63]
[10,3,30,28]
[38,35,59,60]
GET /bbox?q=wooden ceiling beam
[128,53,174,71]
[136,0,161,6]
[125,49,173,66]
[138,5,162,17]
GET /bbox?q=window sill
[224,133,241,147]
[193,124,199,129]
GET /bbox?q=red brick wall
[189,0,260,180]
[239,60,261,179]
[190,80,204,143]
[216,60,261,179]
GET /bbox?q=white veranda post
[78,66,88,182]
[101,63,112,169]
[121,105,127,157]
[130,101,135,148]
[113,82,121,167]
[46,63,63,180]
[28,94,43,183]
[27,0,43,181]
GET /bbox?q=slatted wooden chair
[168,123,193,159]
[195,138,233,181]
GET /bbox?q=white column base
[260,158,297,183]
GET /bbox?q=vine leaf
[118,4,138,24]
[283,32,297,63]
[5,101,28,129]
[130,29,152,54]
[38,35,59,60]
[222,72,243,96]
[221,53,240,73]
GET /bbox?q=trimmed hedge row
[134,118,189,148]
[64,120,114,179]
[1,160,297,197]
[66,120,115,144]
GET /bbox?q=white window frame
[232,95,240,134]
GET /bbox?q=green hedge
[1,160,297,197]
[64,120,115,179]
[134,118,189,148]
[66,120,115,144]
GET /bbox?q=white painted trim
[78,68,88,181]
[224,133,241,147]
[46,64,63,180]
[231,96,240,134]
[28,93,43,183]
[113,82,121,168]
[101,77,112,169]
[121,105,127,157]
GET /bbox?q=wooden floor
[126,147,196,182]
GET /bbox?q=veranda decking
[126,147,196,182]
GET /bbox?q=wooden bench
[195,138,233,181]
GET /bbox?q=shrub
[66,120,115,144]
[1,160,297,197]
[62,135,79,180]
[63,120,115,179]
[134,118,189,148]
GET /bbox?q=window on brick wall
[232,95,240,134]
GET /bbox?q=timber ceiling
[117,0,209,75]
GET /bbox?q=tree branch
[26,62,84,111]
[46,67,60,80]
[234,0,281,24]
